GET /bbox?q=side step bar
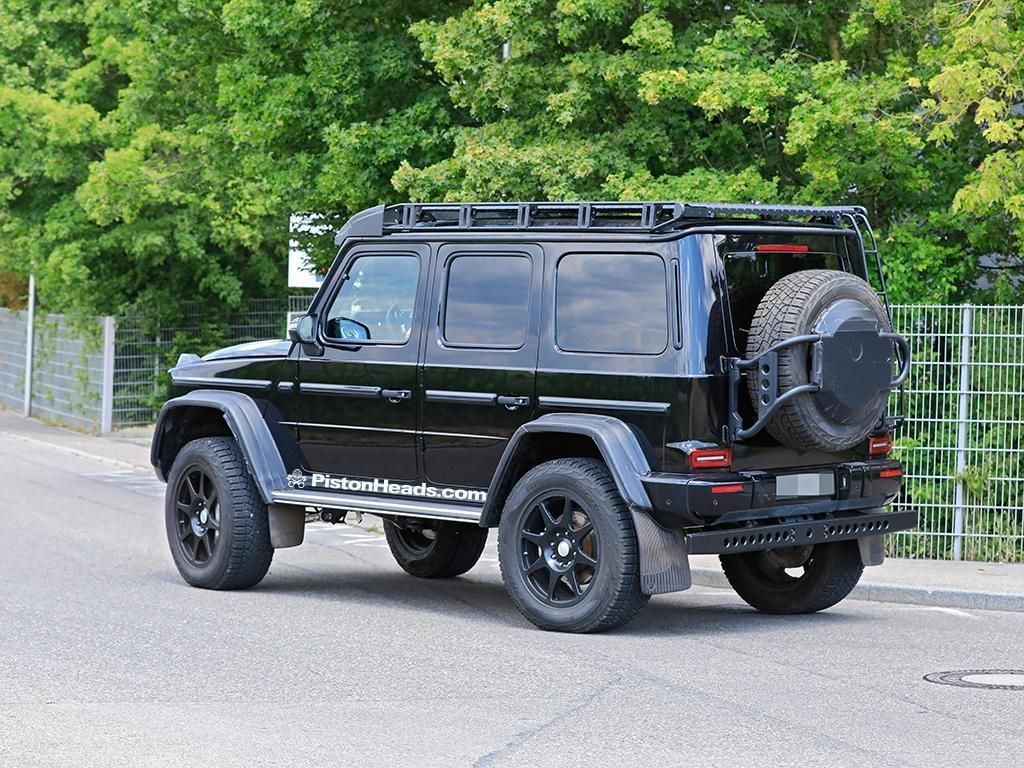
[687,509,918,556]
[270,489,483,524]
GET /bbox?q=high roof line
[381,201,869,234]
[333,201,873,244]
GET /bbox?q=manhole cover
[924,670,1024,691]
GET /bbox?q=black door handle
[381,389,412,403]
[497,395,531,411]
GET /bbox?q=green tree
[2,0,1023,315]
[397,0,1023,303]
[0,0,459,319]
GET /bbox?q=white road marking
[926,606,977,619]
[82,470,166,498]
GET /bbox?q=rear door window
[443,255,532,348]
[555,253,668,355]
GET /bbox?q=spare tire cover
[745,269,893,452]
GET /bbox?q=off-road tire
[165,437,273,589]
[384,520,488,578]
[719,540,864,614]
[498,458,649,633]
[746,269,892,451]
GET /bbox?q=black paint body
[160,210,903,531]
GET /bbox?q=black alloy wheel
[383,518,488,578]
[518,493,599,606]
[391,524,437,556]
[173,466,221,566]
[498,458,648,633]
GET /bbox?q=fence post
[100,316,116,434]
[22,273,35,417]
[952,303,973,561]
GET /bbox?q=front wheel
[165,437,274,590]
[719,540,864,614]
[498,458,649,633]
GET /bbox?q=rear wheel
[719,540,863,614]
[384,519,488,578]
[498,458,648,633]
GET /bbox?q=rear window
[555,253,668,355]
[721,234,856,352]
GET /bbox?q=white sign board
[288,213,332,289]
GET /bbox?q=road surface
[1,430,1021,767]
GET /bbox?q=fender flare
[480,413,654,527]
[151,390,289,505]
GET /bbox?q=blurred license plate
[777,472,835,498]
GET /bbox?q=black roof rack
[380,201,868,234]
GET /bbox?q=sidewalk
[689,555,1024,613]
[2,406,1022,613]
[0,407,153,470]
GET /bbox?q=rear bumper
[686,508,918,556]
[641,459,903,529]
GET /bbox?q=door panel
[295,244,430,482]
[421,244,543,488]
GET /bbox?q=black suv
[152,201,914,632]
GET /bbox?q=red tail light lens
[687,446,732,470]
[710,483,745,494]
[868,435,892,457]
[755,243,809,253]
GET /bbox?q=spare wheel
[745,269,895,452]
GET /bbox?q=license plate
[776,471,835,499]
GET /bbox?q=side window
[325,254,419,344]
[556,253,668,355]
[443,255,532,348]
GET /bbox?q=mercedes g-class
[152,201,913,632]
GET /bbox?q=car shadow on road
[227,563,875,638]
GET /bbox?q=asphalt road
[1,431,1022,768]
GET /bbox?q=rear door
[420,243,542,489]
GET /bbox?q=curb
[689,567,1024,614]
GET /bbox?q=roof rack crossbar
[382,201,869,234]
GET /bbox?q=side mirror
[288,314,317,344]
[288,313,323,355]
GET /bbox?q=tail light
[687,445,732,470]
[755,243,809,253]
[868,435,892,457]
[710,483,745,494]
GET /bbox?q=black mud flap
[630,508,692,595]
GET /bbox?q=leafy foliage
[1,0,1023,316]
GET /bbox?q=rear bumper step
[686,508,918,556]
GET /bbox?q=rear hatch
[716,230,882,470]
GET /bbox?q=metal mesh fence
[888,304,1024,562]
[0,308,104,429]
[3,295,1022,562]
[111,295,316,428]
[29,313,104,430]
[0,308,27,410]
